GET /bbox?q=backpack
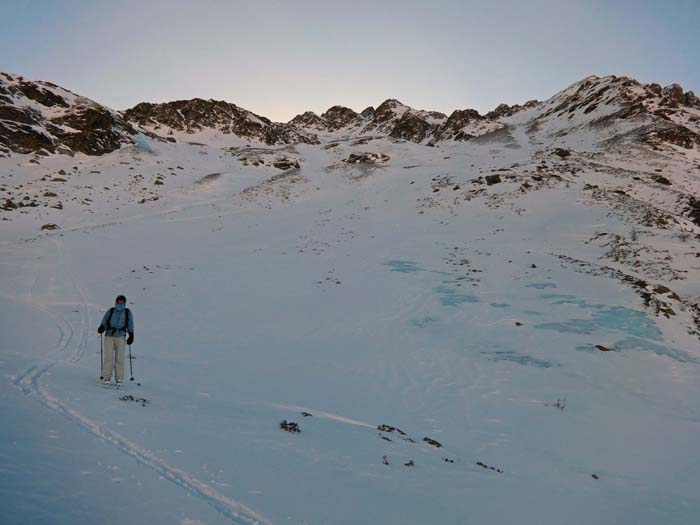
[105,307,130,336]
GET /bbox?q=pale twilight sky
[1,0,698,122]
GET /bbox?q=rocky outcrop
[342,152,390,164]
[0,72,136,155]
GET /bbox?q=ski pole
[99,334,104,380]
[128,344,134,381]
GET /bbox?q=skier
[97,294,134,388]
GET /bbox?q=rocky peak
[289,111,326,130]
[124,98,319,146]
[360,106,375,119]
[320,105,361,131]
[372,98,411,125]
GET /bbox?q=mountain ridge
[1,71,699,158]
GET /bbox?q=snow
[2,102,700,525]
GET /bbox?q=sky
[1,0,698,122]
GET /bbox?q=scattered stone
[443,458,455,463]
[476,461,503,473]
[279,420,300,433]
[301,411,312,417]
[554,148,571,158]
[119,394,149,407]
[40,223,59,230]
[382,455,389,465]
[592,474,599,480]
[404,460,415,467]
[377,424,407,435]
[546,398,567,410]
[43,191,57,197]
[52,177,66,182]
[484,174,501,185]
[2,198,17,210]
[651,174,671,185]
[423,437,443,448]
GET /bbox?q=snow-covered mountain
[123,98,320,147]
[2,72,700,525]
[0,72,137,156]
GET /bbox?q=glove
[97,326,105,334]
[127,332,134,345]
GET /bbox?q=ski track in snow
[11,238,270,525]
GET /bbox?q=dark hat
[115,295,127,304]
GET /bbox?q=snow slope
[2,75,700,525]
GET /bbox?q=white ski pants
[102,335,126,382]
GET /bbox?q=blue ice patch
[385,260,424,273]
[535,306,662,340]
[484,350,557,368]
[526,283,558,290]
[535,319,598,334]
[613,337,698,363]
[133,133,155,154]
[434,286,479,307]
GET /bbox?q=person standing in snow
[97,294,134,388]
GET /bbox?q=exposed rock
[389,112,435,142]
[680,195,700,227]
[476,461,503,473]
[485,100,539,119]
[343,152,390,164]
[279,420,300,433]
[125,98,318,146]
[360,106,375,119]
[272,158,301,171]
[651,174,671,186]
[1,198,18,210]
[321,105,361,131]
[289,111,326,130]
[661,84,685,107]
[423,437,443,448]
[0,72,135,155]
[432,109,483,141]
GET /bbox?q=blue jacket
[100,304,134,337]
